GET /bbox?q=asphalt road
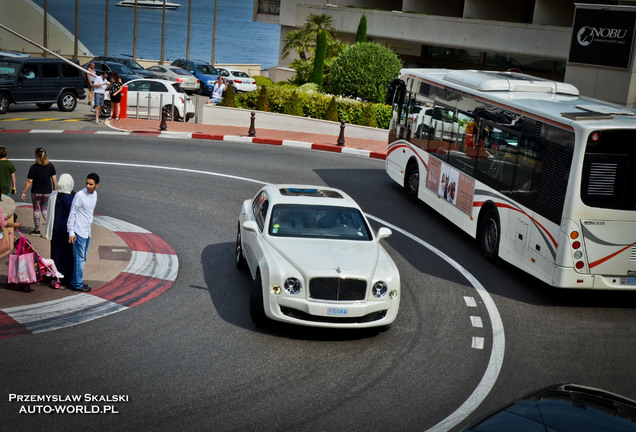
[1,103,636,432]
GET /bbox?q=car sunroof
[280,188,343,198]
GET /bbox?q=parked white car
[216,67,257,93]
[146,64,200,94]
[236,185,401,330]
[125,78,194,121]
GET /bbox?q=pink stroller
[7,229,62,291]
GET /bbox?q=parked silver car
[146,64,200,94]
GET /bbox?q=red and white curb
[0,214,178,339]
[0,129,387,160]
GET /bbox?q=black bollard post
[159,107,167,131]
[248,111,256,137]
[337,120,345,146]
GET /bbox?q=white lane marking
[472,337,485,350]
[124,251,179,281]
[464,296,477,307]
[14,159,269,186]
[14,158,503,431]
[470,316,484,328]
[366,214,505,432]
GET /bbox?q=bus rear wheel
[404,163,419,201]
[479,207,500,262]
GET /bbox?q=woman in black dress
[109,71,123,121]
[44,173,75,285]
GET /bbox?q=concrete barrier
[200,105,389,142]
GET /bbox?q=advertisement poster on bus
[426,157,475,215]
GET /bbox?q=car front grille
[309,278,367,301]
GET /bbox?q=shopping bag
[8,252,42,285]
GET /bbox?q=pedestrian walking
[0,145,17,197]
[20,147,57,236]
[109,71,123,121]
[93,70,110,123]
[67,173,99,292]
[43,173,75,286]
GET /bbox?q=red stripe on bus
[589,242,636,269]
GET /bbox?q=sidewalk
[0,204,178,339]
[107,116,389,158]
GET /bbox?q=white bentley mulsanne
[236,185,401,329]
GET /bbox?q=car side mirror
[377,227,392,240]
[243,220,259,233]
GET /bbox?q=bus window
[582,130,636,211]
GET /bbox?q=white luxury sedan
[236,185,401,330]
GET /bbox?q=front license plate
[327,307,348,316]
[620,277,636,285]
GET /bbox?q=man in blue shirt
[67,173,99,292]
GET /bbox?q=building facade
[253,0,636,107]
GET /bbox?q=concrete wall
[0,0,92,57]
[201,105,389,142]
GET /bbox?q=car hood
[268,237,380,279]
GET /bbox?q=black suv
[89,55,154,78]
[0,57,86,114]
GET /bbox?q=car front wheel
[235,226,248,270]
[57,91,77,112]
[0,93,10,114]
[249,271,268,327]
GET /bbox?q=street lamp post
[211,0,217,66]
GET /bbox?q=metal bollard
[337,120,345,146]
[160,107,167,131]
[248,111,256,137]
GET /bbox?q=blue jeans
[70,235,91,289]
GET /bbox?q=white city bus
[385,69,636,289]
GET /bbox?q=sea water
[29,0,281,69]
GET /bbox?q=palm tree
[281,28,314,60]
[305,13,336,39]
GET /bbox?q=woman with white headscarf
[44,174,75,286]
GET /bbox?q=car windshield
[123,59,144,70]
[171,68,190,76]
[110,63,134,75]
[195,64,218,75]
[269,204,372,241]
[0,60,20,78]
[232,71,250,78]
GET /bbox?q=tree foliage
[311,30,327,86]
[255,86,270,112]
[355,15,367,43]
[327,42,401,103]
[218,82,237,107]
[324,96,338,122]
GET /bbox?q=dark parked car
[0,57,86,114]
[84,61,142,83]
[170,59,219,95]
[461,383,636,432]
[89,55,154,78]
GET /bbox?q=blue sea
[30,0,281,69]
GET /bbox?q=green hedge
[233,85,392,129]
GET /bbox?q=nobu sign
[569,7,636,69]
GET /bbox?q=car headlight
[283,277,302,295]
[206,80,214,86]
[372,281,388,298]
